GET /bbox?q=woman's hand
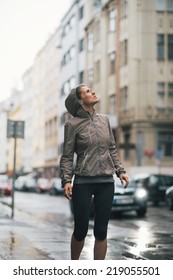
[63,182,73,200]
[119,173,129,189]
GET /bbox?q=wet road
[0,191,173,260]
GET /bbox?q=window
[157,34,165,60]
[158,132,173,156]
[93,0,102,10]
[61,112,70,125]
[88,32,94,51]
[79,6,84,19]
[121,40,128,65]
[156,0,165,11]
[109,9,116,32]
[79,38,84,52]
[79,71,84,83]
[124,133,130,160]
[69,76,75,89]
[61,76,75,96]
[70,45,75,59]
[109,52,116,74]
[109,94,116,114]
[156,0,173,11]
[120,86,128,109]
[62,15,75,37]
[168,83,173,107]
[168,0,173,11]
[168,34,173,60]
[121,0,128,18]
[168,83,173,96]
[62,46,75,66]
[69,15,75,29]
[157,82,165,108]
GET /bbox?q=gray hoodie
[60,87,126,186]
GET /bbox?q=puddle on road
[123,231,173,260]
[0,231,53,260]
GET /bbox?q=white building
[58,0,87,162]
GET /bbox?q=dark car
[0,175,12,197]
[112,176,148,217]
[70,176,148,218]
[165,186,173,210]
[133,173,173,206]
[48,178,63,195]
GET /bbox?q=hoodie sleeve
[107,118,126,177]
[60,121,76,187]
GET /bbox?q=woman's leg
[93,183,114,260]
[71,233,85,260]
[71,184,93,259]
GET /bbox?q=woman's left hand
[119,173,129,188]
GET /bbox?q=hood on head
[65,87,83,117]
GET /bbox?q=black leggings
[72,183,114,241]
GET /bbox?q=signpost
[7,119,25,218]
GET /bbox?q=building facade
[58,0,87,165]
[85,0,173,169]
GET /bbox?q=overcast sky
[0,0,71,103]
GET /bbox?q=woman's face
[80,86,99,106]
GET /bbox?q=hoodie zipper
[92,117,102,174]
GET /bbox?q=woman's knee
[94,228,107,241]
[73,229,88,241]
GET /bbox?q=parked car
[15,176,36,192]
[112,176,148,217]
[36,178,49,193]
[132,173,173,206]
[70,176,148,218]
[0,175,12,197]
[48,178,63,195]
[165,186,173,210]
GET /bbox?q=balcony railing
[119,106,173,124]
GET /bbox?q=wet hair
[76,84,85,100]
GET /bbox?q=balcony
[119,106,173,125]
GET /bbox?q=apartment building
[85,0,173,169]
[58,0,87,164]
[43,28,61,179]
[27,28,62,178]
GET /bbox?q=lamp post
[7,119,25,218]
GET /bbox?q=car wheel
[136,207,147,217]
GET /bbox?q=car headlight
[135,188,147,199]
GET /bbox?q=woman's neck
[82,104,95,115]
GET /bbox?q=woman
[60,84,129,260]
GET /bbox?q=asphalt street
[0,191,173,260]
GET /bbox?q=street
[0,191,173,260]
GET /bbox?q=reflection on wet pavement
[0,192,173,260]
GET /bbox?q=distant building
[58,0,87,165]
[26,27,61,179]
